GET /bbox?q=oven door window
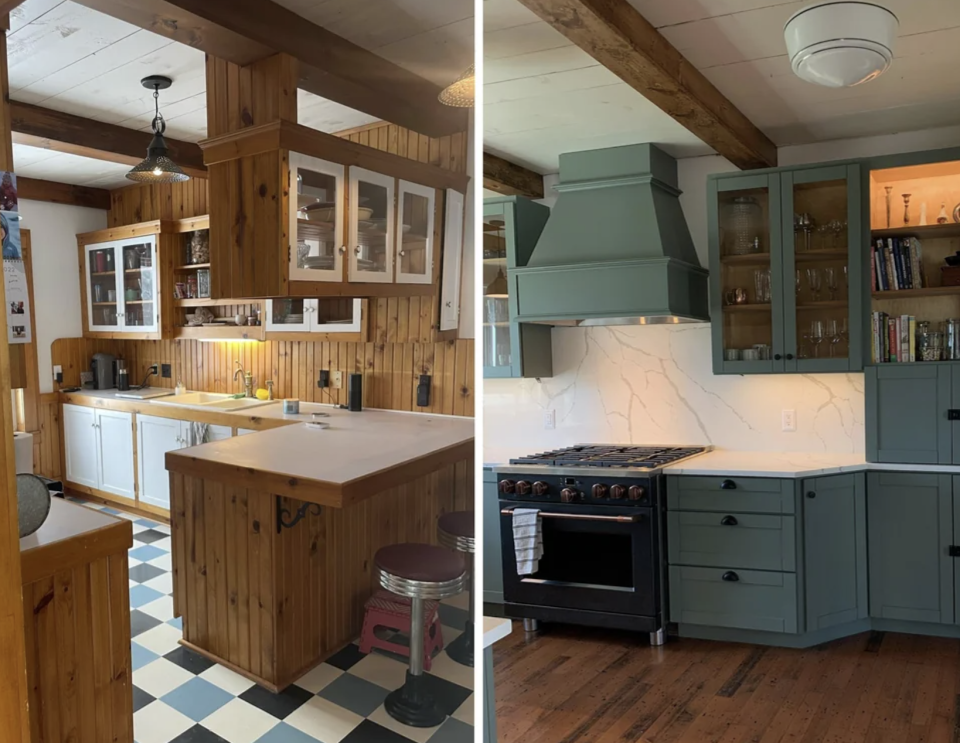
[537,519,634,589]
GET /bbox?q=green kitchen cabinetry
[482,467,504,604]
[708,163,864,375]
[483,197,552,378]
[867,472,954,624]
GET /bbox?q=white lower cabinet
[207,424,233,442]
[63,404,98,489]
[64,404,135,500]
[237,428,257,436]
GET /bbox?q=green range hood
[510,143,709,326]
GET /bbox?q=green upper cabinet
[709,164,863,374]
[483,196,553,378]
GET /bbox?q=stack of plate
[284,314,304,324]
[301,255,335,270]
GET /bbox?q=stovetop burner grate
[509,444,706,468]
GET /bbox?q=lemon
[255,388,269,401]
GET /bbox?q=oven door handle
[500,508,641,523]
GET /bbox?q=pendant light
[126,75,190,183]
[486,266,508,297]
[438,64,475,107]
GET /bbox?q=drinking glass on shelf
[810,319,825,358]
[825,319,841,358]
[824,267,839,300]
[796,269,801,297]
[806,268,822,301]
[753,268,771,303]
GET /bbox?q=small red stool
[359,590,444,671]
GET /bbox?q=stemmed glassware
[824,267,839,301]
[825,319,841,357]
[806,267,822,301]
[810,319,825,358]
[796,269,801,297]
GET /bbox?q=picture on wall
[0,172,29,345]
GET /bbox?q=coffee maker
[91,353,117,390]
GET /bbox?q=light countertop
[484,616,512,649]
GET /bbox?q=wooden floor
[492,623,960,743]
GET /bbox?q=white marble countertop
[483,616,512,648]
[663,449,960,477]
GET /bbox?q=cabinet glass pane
[296,166,339,272]
[355,178,390,277]
[88,246,119,327]
[400,191,430,279]
[121,242,155,328]
[793,178,850,361]
[270,298,306,326]
[484,206,512,369]
[718,186,773,359]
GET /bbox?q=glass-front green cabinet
[483,196,553,378]
[708,163,863,374]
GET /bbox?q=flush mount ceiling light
[784,2,898,88]
[438,64,474,107]
[126,75,190,183]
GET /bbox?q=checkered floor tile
[67,497,475,743]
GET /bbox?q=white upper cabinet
[349,167,395,284]
[265,298,363,335]
[396,180,436,285]
[440,189,465,331]
[289,153,345,284]
[84,236,158,335]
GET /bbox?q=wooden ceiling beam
[70,0,469,139]
[17,177,110,210]
[484,152,544,199]
[515,0,777,170]
[10,100,207,178]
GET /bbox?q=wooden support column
[0,12,34,741]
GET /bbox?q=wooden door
[137,414,182,510]
[95,409,135,500]
[63,403,98,488]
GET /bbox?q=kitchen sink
[153,392,232,407]
[203,397,274,411]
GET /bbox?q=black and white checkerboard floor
[68,497,475,743]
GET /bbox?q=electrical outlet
[318,370,330,388]
[53,365,62,382]
[543,409,556,430]
[148,363,159,375]
[782,409,796,432]
[332,371,343,389]
[161,363,171,379]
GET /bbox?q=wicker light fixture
[126,75,190,183]
[438,64,475,107]
[486,266,508,297]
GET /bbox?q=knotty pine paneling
[35,393,61,480]
[80,121,473,416]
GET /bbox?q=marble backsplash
[483,324,865,463]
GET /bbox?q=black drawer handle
[720,515,738,526]
[949,409,960,421]
[720,479,737,490]
[722,571,739,582]
[806,491,816,499]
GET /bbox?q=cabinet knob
[354,247,362,255]
[338,246,347,255]
[774,353,782,360]
[720,479,737,490]
[786,353,795,360]
[722,571,740,582]
[399,250,406,257]
[806,491,816,499]
[720,515,738,526]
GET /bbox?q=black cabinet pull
[722,571,739,582]
[949,410,960,421]
[720,515,738,526]
[806,491,816,499]
[720,479,737,490]
[786,353,795,360]
[774,353,782,360]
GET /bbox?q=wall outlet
[318,370,330,388]
[543,409,556,430]
[161,363,171,379]
[332,371,343,389]
[782,409,797,432]
[53,365,62,383]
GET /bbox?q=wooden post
[0,13,34,742]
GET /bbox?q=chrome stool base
[384,671,446,728]
[446,619,473,667]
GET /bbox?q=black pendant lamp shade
[126,75,190,184]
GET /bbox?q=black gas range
[496,444,709,644]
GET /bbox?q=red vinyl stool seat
[359,590,444,671]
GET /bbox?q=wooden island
[165,407,473,692]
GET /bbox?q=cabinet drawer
[667,512,795,571]
[667,475,794,514]
[669,566,798,633]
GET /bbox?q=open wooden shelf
[174,263,210,272]
[175,297,248,307]
[872,286,960,300]
[722,303,771,313]
[175,325,263,340]
[872,224,960,240]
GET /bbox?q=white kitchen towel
[512,508,543,575]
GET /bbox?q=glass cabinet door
[264,298,311,333]
[348,167,394,283]
[86,242,121,331]
[289,153,344,283]
[710,174,784,373]
[782,164,861,372]
[395,180,435,284]
[483,203,514,374]
[119,236,158,333]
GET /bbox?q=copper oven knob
[533,481,550,496]
[628,485,646,501]
[560,488,579,503]
[516,480,532,496]
[499,479,516,495]
[611,484,627,500]
[592,483,609,499]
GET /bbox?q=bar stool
[376,543,465,728]
[438,510,474,667]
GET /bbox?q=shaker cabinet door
[137,414,182,510]
[95,409,135,500]
[289,153,346,283]
[63,403,98,489]
[348,167,395,284]
[395,180,435,284]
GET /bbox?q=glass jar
[921,331,943,362]
[943,319,960,360]
[722,196,762,255]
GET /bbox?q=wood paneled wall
[56,120,473,418]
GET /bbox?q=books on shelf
[871,312,916,363]
[871,237,925,292]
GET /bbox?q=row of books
[871,312,916,363]
[871,237,926,291]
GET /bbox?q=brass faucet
[234,360,254,398]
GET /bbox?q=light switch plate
[53,365,62,380]
[782,409,796,432]
[543,409,556,430]
[332,371,343,389]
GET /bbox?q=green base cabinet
[482,468,503,604]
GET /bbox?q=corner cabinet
[483,196,553,378]
[708,164,864,374]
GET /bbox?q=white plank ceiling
[8,0,474,190]
[485,0,960,174]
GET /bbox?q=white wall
[19,199,107,393]
[484,127,960,462]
